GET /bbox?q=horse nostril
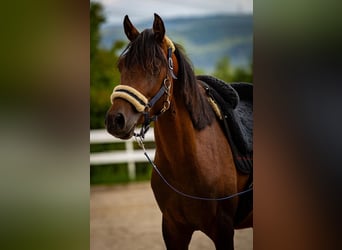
[114,113,125,130]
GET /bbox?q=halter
[111,37,177,138]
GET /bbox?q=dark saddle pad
[197,75,253,174]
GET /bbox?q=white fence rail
[90,129,155,180]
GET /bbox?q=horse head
[105,13,178,139]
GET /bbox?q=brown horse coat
[105,13,252,250]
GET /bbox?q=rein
[135,135,253,201]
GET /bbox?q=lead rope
[134,135,253,201]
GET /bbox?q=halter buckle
[163,78,171,91]
[161,100,170,113]
[167,47,177,79]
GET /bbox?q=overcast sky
[92,0,253,25]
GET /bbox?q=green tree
[212,56,252,83]
[90,2,105,62]
[230,67,253,83]
[90,2,126,128]
[212,57,232,82]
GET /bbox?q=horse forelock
[119,29,167,75]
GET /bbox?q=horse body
[105,13,252,250]
[152,100,236,249]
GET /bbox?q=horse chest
[151,171,219,227]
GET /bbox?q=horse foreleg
[235,211,253,229]
[162,216,194,250]
[207,216,235,250]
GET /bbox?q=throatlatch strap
[111,85,148,112]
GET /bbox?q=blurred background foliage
[90,2,252,184]
[90,2,125,129]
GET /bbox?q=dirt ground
[90,182,253,250]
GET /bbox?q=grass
[90,163,152,185]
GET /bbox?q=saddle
[197,75,253,175]
[197,75,253,226]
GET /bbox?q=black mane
[173,44,215,130]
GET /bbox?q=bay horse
[105,13,253,250]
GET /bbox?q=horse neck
[152,80,241,191]
[154,96,194,153]
[153,80,202,170]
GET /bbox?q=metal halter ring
[161,100,171,112]
[159,78,171,113]
[163,78,171,91]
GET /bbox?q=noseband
[111,40,177,138]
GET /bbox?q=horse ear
[152,13,165,43]
[123,15,140,41]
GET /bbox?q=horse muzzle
[105,101,141,139]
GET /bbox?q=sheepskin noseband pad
[110,85,148,113]
[164,35,175,53]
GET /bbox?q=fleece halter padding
[164,36,175,53]
[110,85,148,112]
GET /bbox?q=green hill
[100,14,253,73]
